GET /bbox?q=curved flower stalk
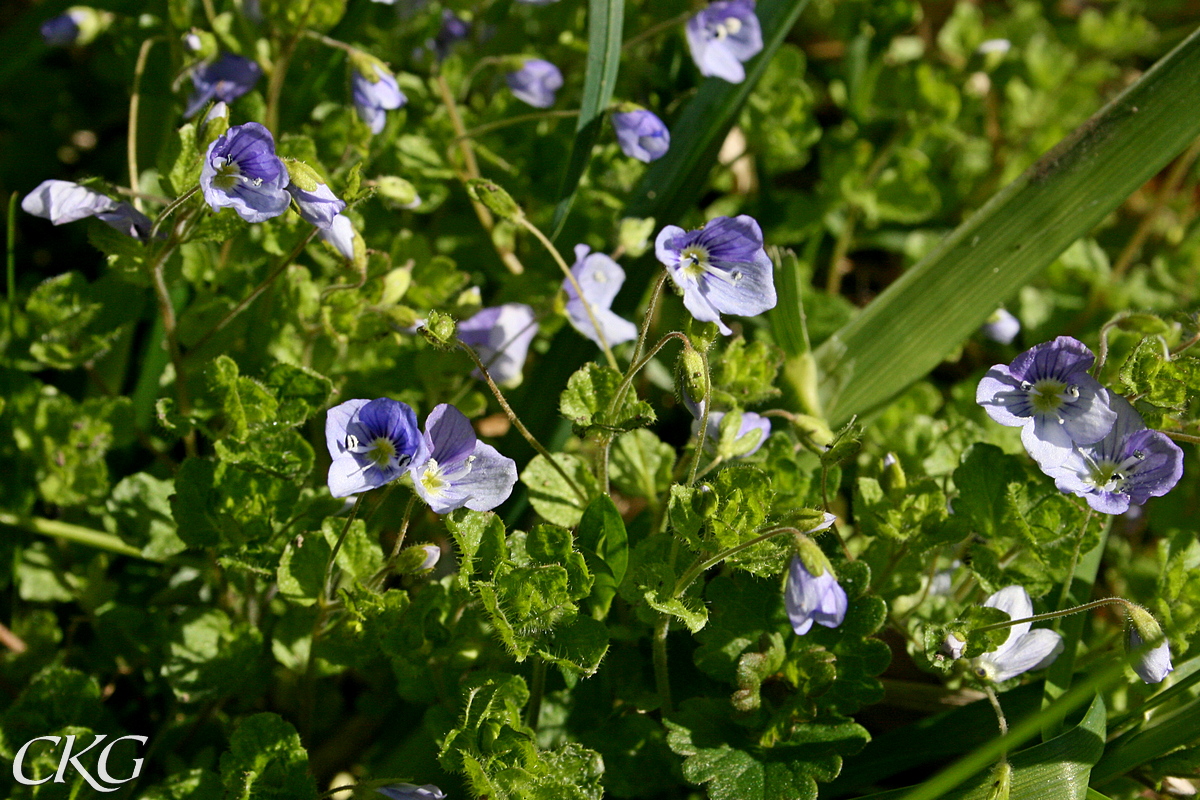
[976,336,1117,467]
[409,404,518,514]
[199,122,290,223]
[325,398,423,498]
[685,0,763,83]
[563,245,637,348]
[1043,393,1183,514]
[655,215,776,335]
[457,304,538,386]
[970,586,1063,683]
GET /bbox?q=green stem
[622,10,692,51]
[673,525,808,598]
[303,29,359,54]
[459,342,587,503]
[516,216,619,371]
[1165,430,1200,444]
[323,495,364,602]
[128,37,163,213]
[148,220,197,456]
[1056,510,1094,612]
[6,192,15,341]
[687,348,712,485]
[525,658,548,729]
[653,614,672,713]
[461,110,580,140]
[973,596,1140,634]
[148,186,199,241]
[0,511,152,560]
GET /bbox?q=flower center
[346,433,401,469]
[711,16,743,39]
[420,459,447,495]
[679,245,711,278]
[1080,449,1145,495]
[1024,378,1078,415]
[211,156,263,191]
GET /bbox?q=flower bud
[184,28,217,58]
[881,452,906,496]
[420,310,458,350]
[1126,605,1173,684]
[394,544,441,575]
[677,347,708,412]
[943,631,966,660]
[375,176,421,209]
[466,179,522,221]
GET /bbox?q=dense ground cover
[2,0,1200,798]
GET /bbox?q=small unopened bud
[677,347,708,411]
[395,544,441,574]
[793,534,834,580]
[1126,605,1174,684]
[420,309,458,350]
[466,179,522,220]
[200,102,229,147]
[283,159,322,193]
[694,483,719,518]
[943,631,966,660]
[881,452,906,496]
[375,176,421,209]
[184,28,217,58]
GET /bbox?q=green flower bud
[793,534,834,579]
[282,158,322,193]
[420,309,458,350]
[394,544,441,575]
[677,347,708,409]
[466,179,523,221]
[617,216,656,258]
[880,452,907,496]
[374,176,420,209]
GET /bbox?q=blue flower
[564,244,638,348]
[286,182,345,230]
[685,0,763,83]
[655,215,776,335]
[701,410,771,457]
[457,304,538,386]
[611,108,670,163]
[785,542,846,636]
[325,398,423,498]
[982,308,1020,345]
[377,785,446,800]
[184,54,262,119]
[22,180,156,240]
[41,11,84,46]
[506,59,563,108]
[970,586,1063,683]
[200,122,290,223]
[320,214,358,261]
[976,336,1117,467]
[409,404,518,514]
[1042,393,1184,515]
[431,10,470,60]
[352,59,407,135]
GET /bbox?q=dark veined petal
[423,404,477,466]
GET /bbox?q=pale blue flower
[1043,394,1184,514]
[458,304,538,386]
[22,180,155,240]
[1128,626,1173,684]
[611,108,670,162]
[352,60,406,135]
[970,586,1063,683]
[982,308,1020,345]
[320,214,357,260]
[655,215,776,335]
[785,546,846,635]
[564,244,638,348]
[325,398,423,498]
[378,785,446,800]
[976,336,1117,467]
[41,11,85,46]
[410,404,518,514]
[287,182,345,230]
[199,122,290,223]
[506,59,563,108]
[685,0,763,83]
[95,203,156,240]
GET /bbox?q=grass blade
[550,0,624,238]
[814,25,1200,425]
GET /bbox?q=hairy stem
[461,109,580,140]
[0,511,152,560]
[653,614,673,714]
[128,37,162,213]
[323,495,365,603]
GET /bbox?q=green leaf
[520,453,598,527]
[478,564,577,660]
[170,458,302,549]
[162,122,201,196]
[105,473,188,559]
[610,429,676,501]
[815,27,1200,424]
[577,495,628,617]
[276,532,331,607]
[219,713,317,800]
[206,355,277,442]
[526,523,593,601]
[665,697,870,800]
[711,337,785,407]
[537,615,610,677]
[694,572,788,683]
[24,272,134,370]
[162,608,266,703]
[262,363,333,426]
[445,509,508,586]
[549,0,624,236]
[139,769,224,800]
[0,666,104,759]
[560,363,656,436]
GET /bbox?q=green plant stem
[621,10,693,51]
[186,228,319,355]
[1112,134,1200,278]
[516,216,619,371]
[459,342,587,502]
[148,221,197,456]
[687,348,712,485]
[1165,430,1200,444]
[972,597,1140,635]
[435,73,524,275]
[384,494,418,562]
[6,192,15,341]
[148,186,199,241]
[127,37,162,213]
[525,658,548,729]
[1056,510,1094,611]
[323,495,364,602]
[0,511,152,560]
[303,29,359,54]
[652,613,672,713]
[462,110,580,140]
[672,524,806,599]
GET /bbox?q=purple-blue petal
[611,110,670,163]
[287,182,345,229]
[785,556,847,636]
[458,304,538,385]
[22,180,116,225]
[423,404,478,466]
[506,59,563,108]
